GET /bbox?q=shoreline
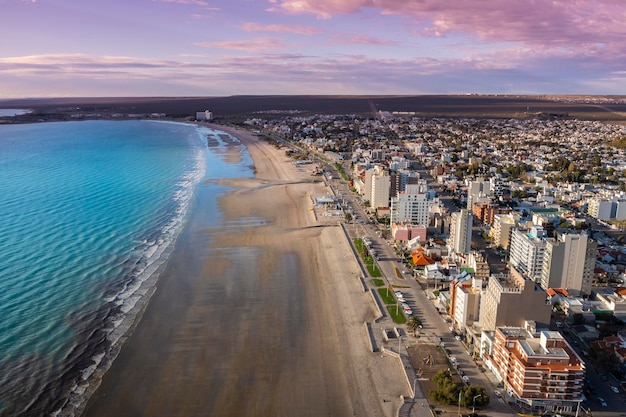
[82,123,406,417]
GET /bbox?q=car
[598,397,608,407]
[455,335,462,341]
[462,376,470,384]
[611,385,620,394]
[450,356,457,364]
[494,390,502,397]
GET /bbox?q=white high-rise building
[587,198,613,221]
[363,166,390,209]
[467,179,491,210]
[371,172,390,209]
[490,212,520,249]
[449,209,473,254]
[509,226,548,282]
[390,182,436,226]
[541,232,596,295]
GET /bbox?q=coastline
[82,123,406,417]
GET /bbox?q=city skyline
[2,0,626,98]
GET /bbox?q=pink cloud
[328,34,396,45]
[240,22,320,36]
[269,0,626,48]
[193,37,286,51]
[2,50,624,96]
[156,0,211,7]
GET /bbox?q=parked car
[494,390,502,397]
[611,385,620,394]
[598,397,608,407]
[462,376,470,384]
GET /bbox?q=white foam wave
[55,123,208,417]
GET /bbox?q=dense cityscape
[241,110,626,416]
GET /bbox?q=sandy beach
[82,124,406,417]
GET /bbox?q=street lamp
[472,394,482,416]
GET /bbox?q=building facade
[509,226,548,283]
[390,182,436,226]
[491,326,584,414]
[449,209,473,254]
[541,232,596,295]
[481,266,551,333]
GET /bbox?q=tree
[430,370,463,405]
[461,385,489,408]
[407,316,423,337]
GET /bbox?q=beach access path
[82,124,407,417]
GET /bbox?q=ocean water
[0,109,31,117]
[0,120,250,416]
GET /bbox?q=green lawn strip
[378,287,396,304]
[372,278,385,287]
[386,305,408,324]
[353,238,382,277]
[366,259,382,277]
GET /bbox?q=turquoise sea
[0,120,250,416]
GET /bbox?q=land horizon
[2,94,626,124]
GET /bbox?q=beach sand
[82,125,405,417]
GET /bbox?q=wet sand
[83,125,405,417]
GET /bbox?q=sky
[1,0,626,98]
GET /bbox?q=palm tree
[407,316,423,337]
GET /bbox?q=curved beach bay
[83,125,405,417]
[0,121,208,416]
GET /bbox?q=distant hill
[2,95,626,123]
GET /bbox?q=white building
[390,183,436,226]
[467,179,491,210]
[509,226,548,282]
[363,166,390,209]
[449,209,473,254]
[371,172,390,209]
[195,110,213,121]
[587,198,613,221]
[490,212,520,249]
[541,232,596,295]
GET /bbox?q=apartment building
[467,179,491,211]
[587,198,613,221]
[481,265,551,334]
[490,212,519,249]
[509,226,548,282]
[390,182,436,226]
[541,232,596,295]
[491,326,584,414]
[449,209,473,254]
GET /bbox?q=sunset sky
[2,0,626,98]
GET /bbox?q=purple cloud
[193,37,287,51]
[240,22,321,36]
[269,0,626,49]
